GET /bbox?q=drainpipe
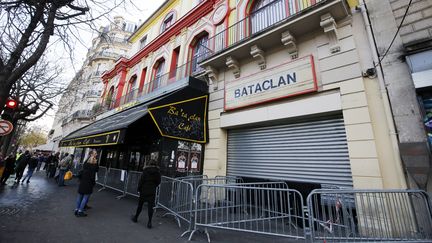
[359,0,407,189]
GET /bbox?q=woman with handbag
[75,150,99,217]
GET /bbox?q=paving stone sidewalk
[0,171,304,243]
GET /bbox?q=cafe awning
[60,77,209,147]
[59,102,150,147]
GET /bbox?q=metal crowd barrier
[96,166,108,191]
[103,168,128,199]
[125,171,142,198]
[189,182,305,242]
[156,176,195,236]
[181,175,243,193]
[307,189,432,242]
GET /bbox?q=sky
[30,0,165,132]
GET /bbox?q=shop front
[59,77,209,192]
[218,56,353,195]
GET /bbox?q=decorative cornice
[205,65,219,90]
[226,56,240,78]
[320,13,340,53]
[250,45,266,70]
[102,57,128,79]
[281,31,298,59]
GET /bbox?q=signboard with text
[148,95,208,143]
[225,55,317,110]
[59,130,124,147]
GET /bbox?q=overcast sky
[32,0,165,132]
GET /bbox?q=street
[0,171,303,243]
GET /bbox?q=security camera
[362,68,377,78]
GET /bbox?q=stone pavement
[0,171,304,243]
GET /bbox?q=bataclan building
[199,0,407,194]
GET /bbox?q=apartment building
[47,16,135,153]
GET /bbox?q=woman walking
[131,160,161,228]
[75,150,99,217]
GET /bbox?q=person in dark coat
[75,150,99,217]
[20,153,38,183]
[47,152,59,178]
[14,150,30,183]
[1,154,16,185]
[131,160,161,228]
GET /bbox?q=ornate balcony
[94,57,207,116]
[198,0,350,69]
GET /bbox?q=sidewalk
[0,171,304,243]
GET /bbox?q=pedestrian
[20,153,38,183]
[0,154,15,185]
[58,153,73,186]
[54,152,67,182]
[75,150,99,217]
[15,149,23,161]
[43,153,49,171]
[36,153,43,171]
[131,160,161,228]
[0,154,4,178]
[14,150,30,184]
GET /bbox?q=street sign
[0,119,13,136]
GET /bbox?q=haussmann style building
[58,0,412,196]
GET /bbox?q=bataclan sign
[225,55,318,110]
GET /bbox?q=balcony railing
[94,56,207,114]
[62,109,94,126]
[199,0,325,58]
[91,51,123,60]
[85,90,102,97]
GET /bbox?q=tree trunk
[0,116,19,155]
[0,72,12,113]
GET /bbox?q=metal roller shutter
[227,115,353,187]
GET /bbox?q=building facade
[59,0,216,178]
[47,16,135,153]
[366,0,432,192]
[200,0,407,193]
[58,0,412,194]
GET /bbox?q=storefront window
[128,151,143,171]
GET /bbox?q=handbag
[64,170,73,180]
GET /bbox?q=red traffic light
[5,99,17,109]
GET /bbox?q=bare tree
[0,55,66,154]
[0,0,128,112]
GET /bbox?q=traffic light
[2,98,18,121]
[6,99,18,109]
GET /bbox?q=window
[138,68,147,93]
[169,47,180,79]
[139,35,147,49]
[152,59,165,91]
[106,86,115,108]
[126,76,137,103]
[250,0,286,34]
[191,33,209,73]
[161,13,174,33]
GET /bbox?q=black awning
[59,104,149,147]
[59,77,209,147]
